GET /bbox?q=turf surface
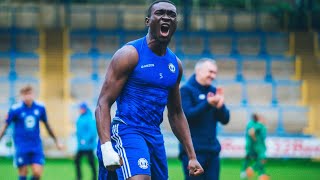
[0,157,319,179]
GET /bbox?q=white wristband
[101,141,120,167]
[101,141,113,152]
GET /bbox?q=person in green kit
[240,113,269,180]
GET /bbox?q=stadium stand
[0,4,316,147]
[0,27,39,108]
[68,29,308,136]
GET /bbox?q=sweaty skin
[95,1,204,178]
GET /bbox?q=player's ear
[145,17,150,26]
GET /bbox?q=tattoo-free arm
[95,46,138,144]
[168,60,204,176]
[1,111,13,141]
[43,121,58,143]
[167,60,196,160]
[0,123,9,141]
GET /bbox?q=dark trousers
[75,150,97,180]
[180,151,220,180]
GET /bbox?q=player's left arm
[42,107,63,150]
[43,121,62,149]
[167,59,204,176]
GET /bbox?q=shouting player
[95,1,204,179]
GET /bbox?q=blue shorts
[14,151,45,167]
[97,121,168,180]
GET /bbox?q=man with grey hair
[179,58,230,180]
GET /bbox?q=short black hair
[147,0,176,17]
[252,113,259,122]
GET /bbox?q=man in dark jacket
[179,58,230,180]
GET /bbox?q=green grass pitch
[1,157,320,179]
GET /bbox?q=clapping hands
[207,87,224,109]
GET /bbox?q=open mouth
[160,24,170,37]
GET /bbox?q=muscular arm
[167,60,196,160]
[95,46,138,144]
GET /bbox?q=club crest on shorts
[138,158,149,169]
[168,63,175,73]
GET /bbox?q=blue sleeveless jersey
[114,36,179,130]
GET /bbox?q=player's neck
[24,101,33,107]
[146,34,168,56]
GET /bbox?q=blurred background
[0,0,320,178]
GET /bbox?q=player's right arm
[0,111,14,140]
[0,123,9,140]
[95,45,138,171]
